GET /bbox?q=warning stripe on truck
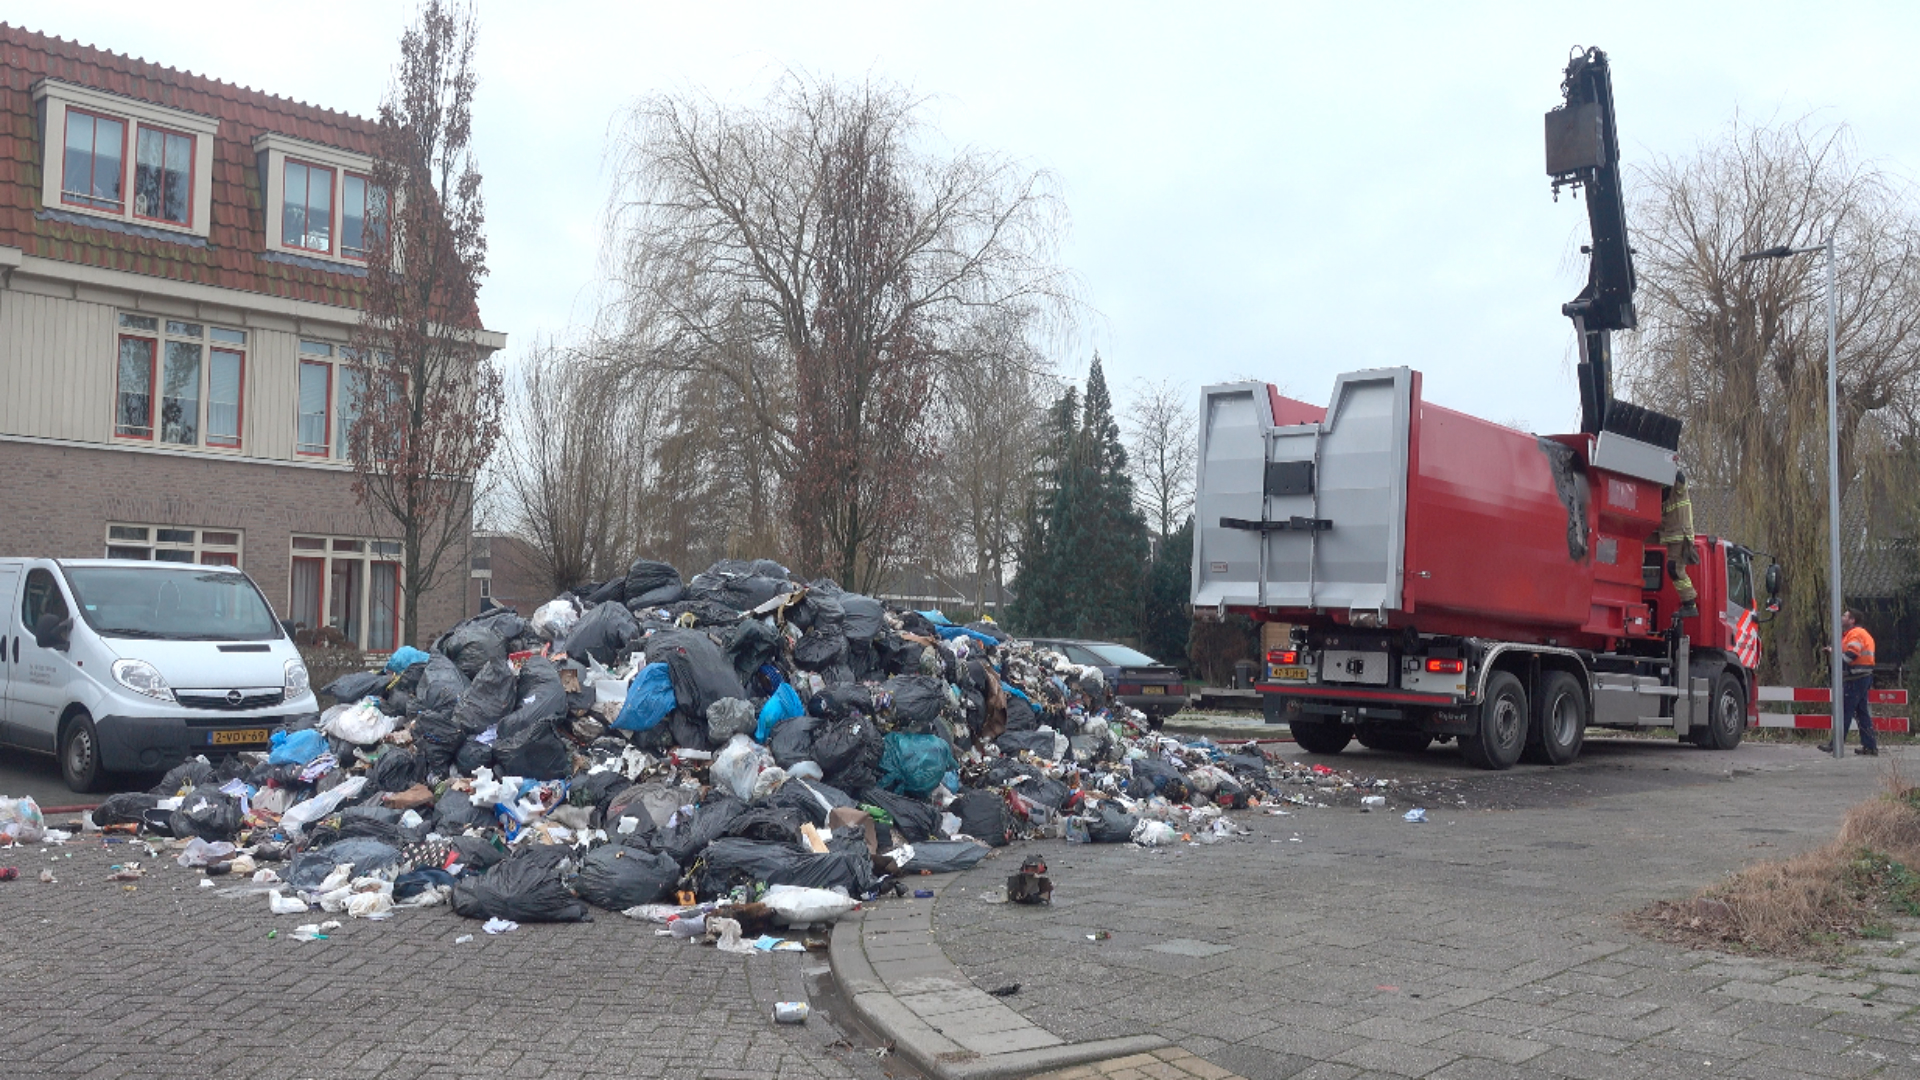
[1755,685,1909,732]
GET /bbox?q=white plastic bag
[530,597,582,641]
[711,734,774,802]
[1131,819,1177,847]
[322,702,394,745]
[175,838,236,868]
[347,889,394,919]
[0,796,46,845]
[280,777,368,839]
[709,916,752,953]
[268,889,310,915]
[762,884,858,925]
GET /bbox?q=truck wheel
[1695,671,1746,751]
[1357,728,1433,754]
[1289,719,1352,755]
[60,711,107,793]
[1462,671,1527,770]
[1523,670,1586,765]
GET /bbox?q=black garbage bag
[438,610,525,679]
[902,840,992,874]
[567,769,633,824]
[1221,752,1270,781]
[691,837,872,899]
[760,775,845,827]
[707,697,758,744]
[1211,774,1250,809]
[687,564,790,611]
[645,628,748,720]
[722,619,782,684]
[454,736,494,775]
[767,714,821,768]
[648,795,747,866]
[661,599,742,626]
[447,834,504,874]
[366,748,424,793]
[950,789,1013,846]
[1021,776,1073,811]
[813,715,883,792]
[584,577,625,605]
[846,639,881,681]
[726,803,809,844]
[434,789,496,833]
[320,670,387,703]
[1085,803,1138,843]
[574,845,680,910]
[287,838,403,889]
[667,709,712,753]
[498,656,568,731]
[411,653,469,713]
[153,759,216,795]
[168,785,243,841]
[452,854,592,922]
[791,590,843,633]
[91,792,160,827]
[886,675,948,727]
[623,559,685,608]
[494,717,573,781]
[452,659,518,735]
[861,787,939,843]
[338,814,419,849]
[994,729,1062,759]
[808,683,874,720]
[840,595,885,641]
[1127,757,1190,802]
[562,601,638,665]
[792,625,848,670]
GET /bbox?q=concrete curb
[827,881,1168,1080]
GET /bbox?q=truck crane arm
[1546,47,1681,451]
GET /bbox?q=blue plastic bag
[879,732,959,797]
[613,664,676,732]
[384,645,431,673]
[268,727,327,766]
[755,683,805,742]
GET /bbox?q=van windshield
[65,566,282,641]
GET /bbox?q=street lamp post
[1740,234,1843,759]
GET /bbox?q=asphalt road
[0,747,100,810]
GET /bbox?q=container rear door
[1310,369,1413,614]
[1193,383,1271,609]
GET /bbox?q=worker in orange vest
[1839,609,1880,756]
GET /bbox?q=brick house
[0,25,505,650]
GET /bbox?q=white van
[0,558,318,792]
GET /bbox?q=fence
[1755,686,1909,734]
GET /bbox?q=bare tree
[1622,117,1920,681]
[603,74,1073,593]
[1124,377,1197,541]
[348,0,500,647]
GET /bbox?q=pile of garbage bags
[92,556,1307,929]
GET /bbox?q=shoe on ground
[1853,746,1879,756]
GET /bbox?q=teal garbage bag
[268,727,327,766]
[879,732,959,797]
[384,645,431,673]
[755,683,805,742]
[613,664,676,732]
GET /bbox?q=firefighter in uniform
[1660,471,1700,620]
[1840,609,1880,756]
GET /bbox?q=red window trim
[130,123,197,229]
[60,107,128,213]
[342,170,376,262]
[283,158,336,255]
[297,359,332,456]
[114,334,156,441]
[206,346,245,449]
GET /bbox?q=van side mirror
[33,613,72,651]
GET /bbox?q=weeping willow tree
[1621,119,1920,683]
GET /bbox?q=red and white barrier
[1755,686,1909,733]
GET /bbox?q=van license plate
[210,728,269,746]
[1270,665,1310,681]
[1140,685,1166,695]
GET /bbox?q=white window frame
[289,534,405,652]
[114,313,249,451]
[105,524,243,566]
[34,80,217,239]
[254,133,378,266]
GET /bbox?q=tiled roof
[0,23,375,308]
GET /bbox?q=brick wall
[0,440,471,646]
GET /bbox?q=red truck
[1187,48,1779,768]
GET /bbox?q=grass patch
[1636,761,1920,959]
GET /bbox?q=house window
[288,534,403,651]
[105,524,243,566]
[133,125,194,225]
[284,160,334,253]
[62,109,125,211]
[115,314,246,449]
[297,357,332,456]
[342,173,386,260]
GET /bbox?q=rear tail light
[1425,658,1465,674]
[1117,684,1142,695]
[1267,649,1299,665]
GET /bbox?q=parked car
[0,559,318,792]
[1019,638,1186,721]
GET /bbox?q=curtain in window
[289,557,323,636]
[298,361,329,454]
[134,128,192,223]
[161,341,200,445]
[208,349,242,447]
[330,559,361,645]
[116,337,154,438]
[369,562,399,652]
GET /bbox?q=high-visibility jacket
[1842,626,1876,680]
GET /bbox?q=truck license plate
[1140,685,1166,695]
[1270,665,1309,681]
[210,728,269,746]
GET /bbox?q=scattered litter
[772,1001,810,1024]
[37,868,54,884]
[1404,808,1428,823]
[1360,795,1386,811]
[986,983,1020,997]
[481,917,519,935]
[454,934,474,944]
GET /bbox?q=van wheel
[1289,719,1351,755]
[1523,670,1586,765]
[1462,671,1527,770]
[1694,671,1746,750]
[61,712,108,793]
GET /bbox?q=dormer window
[255,133,380,265]
[284,159,335,253]
[36,79,215,237]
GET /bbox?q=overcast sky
[11,1,1920,432]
